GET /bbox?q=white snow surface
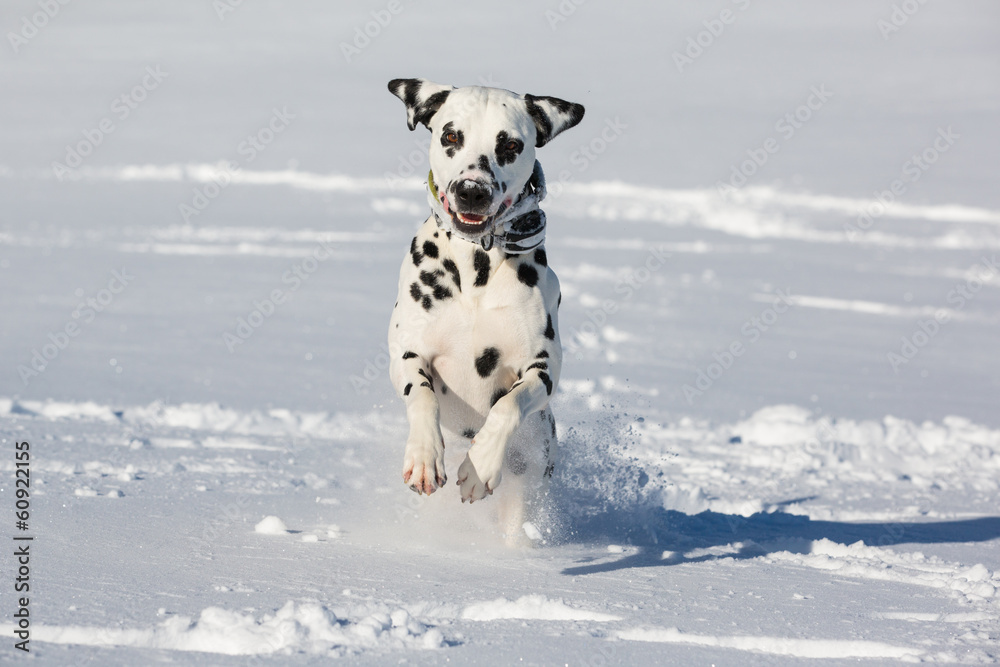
[2,1,999,664]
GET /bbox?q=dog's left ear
[523,94,585,147]
[388,78,454,131]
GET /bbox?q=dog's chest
[391,218,557,384]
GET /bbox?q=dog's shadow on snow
[558,505,1000,576]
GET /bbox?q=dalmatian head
[388,78,585,237]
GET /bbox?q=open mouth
[450,210,490,233]
[441,193,494,234]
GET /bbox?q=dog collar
[427,161,547,254]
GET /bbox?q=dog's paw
[456,447,503,503]
[402,436,446,496]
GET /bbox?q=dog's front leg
[457,364,555,503]
[393,353,446,495]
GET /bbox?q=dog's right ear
[388,78,454,131]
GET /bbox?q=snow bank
[0,601,443,656]
[618,626,923,660]
[766,539,999,606]
[461,595,620,622]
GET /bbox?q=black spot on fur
[506,448,527,475]
[412,89,451,129]
[549,414,557,438]
[524,96,553,148]
[495,131,523,167]
[433,232,438,238]
[491,387,508,407]
[420,269,453,301]
[478,154,491,173]
[422,240,439,258]
[536,350,549,359]
[419,269,443,287]
[409,237,423,266]
[538,371,553,395]
[391,78,420,108]
[417,368,435,392]
[440,121,464,157]
[544,315,555,340]
[462,428,476,439]
[411,281,437,310]
[389,79,451,130]
[475,347,501,378]
[517,263,539,288]
[558,292,562,307]
[527,361,548,372]
[403,383,412,396]
[442,258,461,291]
[524,93,585,147]
[473,249,490,287]
[402,351,417,360]
[441,384,447,395]
[534,248,547,266]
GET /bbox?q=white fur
[386,79,583,544]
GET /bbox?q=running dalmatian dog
[386,78,584,538]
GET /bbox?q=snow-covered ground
[2,1,999,664]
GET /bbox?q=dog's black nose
[454,180,491,212]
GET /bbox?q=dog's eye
[506,141,519,152]
[445,132,459,144]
